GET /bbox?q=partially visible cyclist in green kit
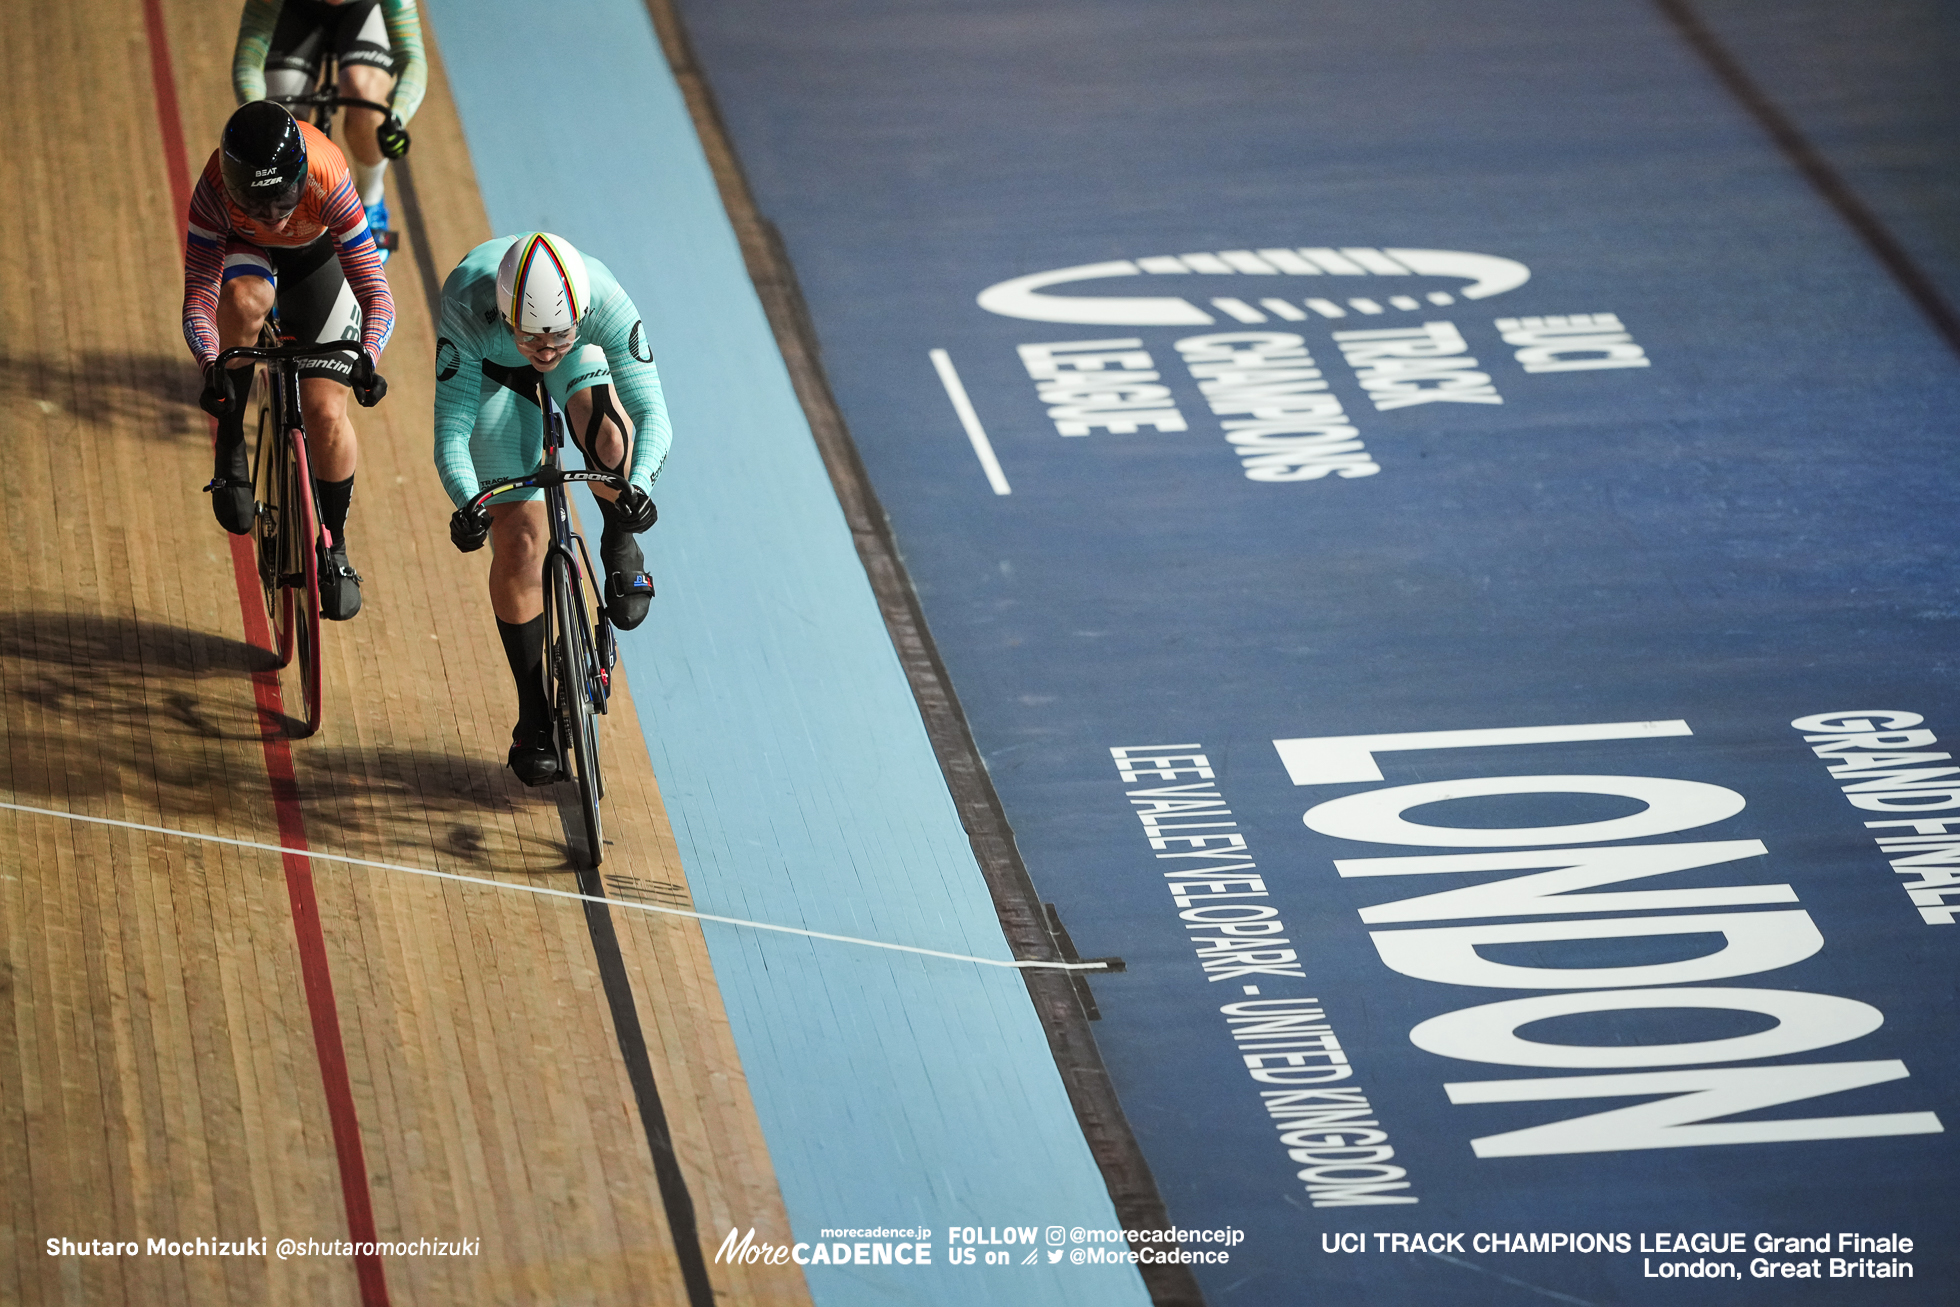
[231,0,427,261]
[436,234,668,785]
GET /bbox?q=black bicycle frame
[464,392,625,704]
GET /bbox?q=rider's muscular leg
[564,385,634,501]
[565,384,653,627]
[298,378,358,481]
[217,274,274,355]
[339,63,391,167]
[215,277,274,427]
[488,502,553,749]
[340,63,392,208]
[207,277,274,533]
[299,376,359,546]
[487,501,549,624]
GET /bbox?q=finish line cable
[0,800,1115,973]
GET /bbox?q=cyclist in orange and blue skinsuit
[183,100,393,620]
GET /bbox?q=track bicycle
[464,386,628,868]
[217,337,365,738]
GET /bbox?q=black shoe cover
[319,544,363,621]
[601,528,653,630]
[206,438,255,535]
[607,571,654,630]
[507,724,560,786]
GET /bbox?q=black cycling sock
[317,474,354,549]
[595,496,644,568]
[213,410,247,460]
[497,615,550,732]
[213,364,249,452]
[595,494,626,535]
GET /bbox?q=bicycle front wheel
[251,370,295,668]
[548,552,604,866]
[285,428,324,738]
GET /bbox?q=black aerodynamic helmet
[220,101,308,220]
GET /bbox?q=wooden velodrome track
[2,2,811,1303]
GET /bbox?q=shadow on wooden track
[291,743,577,870]
[0,609,577,867]
[0,350,205,443]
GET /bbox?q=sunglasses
[512,326,577,349]
[238,185,302,224]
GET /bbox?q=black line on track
[396,147,713,1306]
[639,2,1203,1304]
[576,864,718,1307]
[1654,0,1960,357]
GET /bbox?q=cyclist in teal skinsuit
[232,0,427,261]
[437,233,670,785]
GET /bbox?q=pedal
[377,231,400,251]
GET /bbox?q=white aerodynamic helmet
[496,232,591,335]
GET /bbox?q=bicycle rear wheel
[285,428,325,737]
[548,553,604,866]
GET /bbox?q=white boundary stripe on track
[929,348,1012,495]
[0,799,1110,973]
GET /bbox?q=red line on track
[142,6,391,1303]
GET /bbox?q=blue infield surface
[667,0,1960,1303]
[434,1,1151,1304]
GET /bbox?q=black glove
[375,114,411,160]
[352,352,388,407]
[613,484,657,533]
[199,362,243,418]
[449,504,491,553]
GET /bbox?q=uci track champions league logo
[972,246,1651,482]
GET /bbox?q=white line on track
[0,799,1110,973]
[929,348,1012,495]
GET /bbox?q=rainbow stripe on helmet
[509,234,583,331]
